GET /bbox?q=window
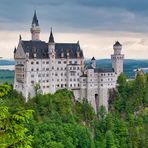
[73,67,76,70]
[46,68,49,71]
[31,81,34,84]
[70,78,72,81]
[101,84,103,86]
[70,84,72,87]
[47,86,49,88]
[71,73,75,76]
[58,61,61,64]
[46,61,49,64]
[57,67,59,70]
[31,68,33,71]
[74,78,76,81]
[31,61,34,64]
[75,61,77,64]
[61,73,63,76]
[38,74,41,77]
[77,67,79,70]
[46,80,49,82]
[69,61,72,64]
[101,79,103,81]
[64,61,66,64]
[61,67,63,70]
[36,61,39,64]
[46,74,49,77]
[36,68,39,71]
[31,75,34,77]
[52,66,54,70]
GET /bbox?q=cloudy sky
[1,0,148,59]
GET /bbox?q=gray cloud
[0,0,148,34]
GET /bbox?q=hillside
[0,73,148,147]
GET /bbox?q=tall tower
[111,41,124,77]
[48,28,56,93]
[30,10,40,41]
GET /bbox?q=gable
[14,41,26,59]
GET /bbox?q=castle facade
[14,12,124,111]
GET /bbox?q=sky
[0,0,148,59]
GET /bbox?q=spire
[14,46,17,53]
[19,34,22,41]
[32,10,39,27]
[49,28,54,43]
[114,41,122,46]
[91,57,96,61]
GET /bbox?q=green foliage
[0,74,148,148]
[0,106,33,148]
[0,84,11,97]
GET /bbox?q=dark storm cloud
[0,0,148,33]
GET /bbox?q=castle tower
[48,28,56,93]
[111,41,124,77]
[30,10,40,41]
[91,57,96,69]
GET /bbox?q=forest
[0,73,148,148]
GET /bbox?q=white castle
[14,11,124,112]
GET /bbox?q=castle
[14,11,124,112]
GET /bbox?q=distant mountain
[0,59,15,66]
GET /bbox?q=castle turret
[111,41,124,77]
[30,10,40,41]
[48,28,55,54]
[48,28,56,93]
[91,57,96,69]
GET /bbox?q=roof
[49,29,54,43]
[14,47,17,53]
[80,74,87,77]
[20,40,84,59]
[32,11,39,26]
[114,41,122,46]
[91,57,96,60]
[94,68,114,73]
[16,64,24,66]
